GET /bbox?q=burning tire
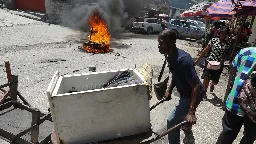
[82,11,111,54]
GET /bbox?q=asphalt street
[0,8,251,144]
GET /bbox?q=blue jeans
[167,97,191,144]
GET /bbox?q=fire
[83,11,111,54]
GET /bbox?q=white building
[169,0,203,18]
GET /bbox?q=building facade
[169,0,202,18]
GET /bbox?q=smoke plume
[61,0,143,36]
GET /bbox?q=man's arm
[188,79,200,113]
[164,75,175,99]
[224,66,237,102]
[180,57,201,124]
[195,44,211,65]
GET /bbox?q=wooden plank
[0,88,7,93]
[17,91,31,107]
[0,91,10,105]
[31,109,40,143]
[0,128,31,144]
[39,113,52,124]
[5,62,12,83]
[12,125,37,141]
[0,101,12,111]
[0,83,10,89]
[10,75,18,102]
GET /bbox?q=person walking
[157,29,205,144]
[195,26,230,99]
[217,47,256,144]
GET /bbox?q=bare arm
[164,76,175,99]
[195,45,211,65]
[224,66,237,102]
[188,80,200,113]
[184,79,200,125]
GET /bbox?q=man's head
[245,22,250,28]
[219,26,229,40]
[214,21,221,29]
[158,29,177,54]
[222,21,226,26]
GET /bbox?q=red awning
[181,2,212,18]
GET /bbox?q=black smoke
[61,0,143,36]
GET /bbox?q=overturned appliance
[47,69,151,144]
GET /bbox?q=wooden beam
[0,91,10,105]
[31,109,40,143]
[10,75,18,102]
[0,83,10,89]
[5,62,12,83]
[17,91,31,107]
[0,128,31,144]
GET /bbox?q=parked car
[189,20,206,31]
[131,17,164,34]
[166,19,205,40]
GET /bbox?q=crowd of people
[155,28,256,144]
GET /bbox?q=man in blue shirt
[158,29,205,143]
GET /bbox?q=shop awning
[207,0,256,17]
[180,2,212,18]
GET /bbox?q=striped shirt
[226,47,256,116]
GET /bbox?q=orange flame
[83,11,111,53]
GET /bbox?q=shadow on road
[112,33,158,40]
[100,130,153,144]
[183,131,196,144]
[8,9,49,23]
[206,93,225,110]
[179,37,198,42]
[110,41,132,49]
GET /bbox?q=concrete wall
[15,0,46,12]
[45,0,73,23]
[0,0,15,9]
[45,0,97,24]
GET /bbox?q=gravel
[0,8,255,144]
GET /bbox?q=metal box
[47,69,151,144]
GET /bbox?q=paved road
[0,8,251,144]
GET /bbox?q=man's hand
[185,111,197,125]
[164,91,172,101]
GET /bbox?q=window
[146,19,152,23]
[179,21,187,27]
[196,22,205,28]
[189,22,198,29]
[135,18,144,22]
[146,19,157,23]
[171,20,179,25]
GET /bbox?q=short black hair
[214,21,220,27]
[245,22,250,26]
[220,26,230,35]
[158,29,177,42]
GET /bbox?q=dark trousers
[217,110,256,144]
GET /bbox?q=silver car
[167,19,205,40]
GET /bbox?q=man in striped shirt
[217,47,256,144]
